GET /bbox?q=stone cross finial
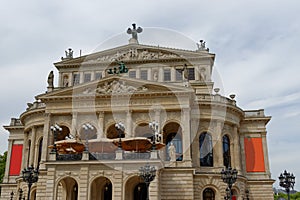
[127,23,143,44]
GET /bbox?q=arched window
[199,133,213,167]
[27,139,31,166]
[203,188,215,200]
[80,124,97,140]
[37,138,43,168]
[222,135,231,168]
[163,122,183,161]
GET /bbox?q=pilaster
[232,125,242,171]
[126,110,132,137]
[181,107,192,165]
[214,121,223,168]
[71,112,78,137]
[40,113,50,169]
[29,127,36,166]
[98,112,104,138]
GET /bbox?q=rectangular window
[188,68,195,80]
[129,70,136,78]
[84,73,91,83]
[176,69,183,81]
[95,72,102,80]
[140,70,148,80]
[164,69,171,81]
[73,74,80,85]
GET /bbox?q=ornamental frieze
[82,48,180,64]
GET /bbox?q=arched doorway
[90,177,112,200]
[134,183,147,200]
[163,122,183,161]
[203,188,215,200]
[125,176,147,200]
[56,177,78,200]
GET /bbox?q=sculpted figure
[47,71,54,88]
[168,142,176,161]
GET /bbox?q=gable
[37,75,194,102]
[54,43,215,69]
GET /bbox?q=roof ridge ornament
[127,23,143,44]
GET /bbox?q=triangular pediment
[37,75,194,101]
[54,43,215,68]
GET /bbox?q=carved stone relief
[83,48,180,64]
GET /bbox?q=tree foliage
[0,151,7,183]
[274,192,300,200]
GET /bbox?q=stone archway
[124,176,146,200]
[162,122,183,161]
[106,123,125,139]
[90,177,112,200]
[134,122,152,138]
[56,177,78,200]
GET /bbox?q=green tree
[274,192,300,200]
[0,151,7,183]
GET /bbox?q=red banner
[244,138,265,172]
[9,144,23,176]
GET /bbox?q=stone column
[91,71,95,81]
[97,112,104,138]
[29,127,36,166]
[232,125,241,171]
[239,133,246,172]
[21,133,29,170]
[154,109,161,132]
[40,113,50,169]
[262,132,271,175]
[181,108,192,165]
[126,110,132,137]
[3,139,13,182]
[147,68,152,81]
[79,71,84,84]
[158,68,164,82]
[33,137,40,168]
[214,121,223,168]
[171,67,176,82]
[71,112,78,137]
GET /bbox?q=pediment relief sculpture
[81,80,148,95]
[83,48,180,64]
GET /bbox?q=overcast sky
[1,0,300,191]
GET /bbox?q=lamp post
[82,123,94,152]
[149,121,159,150]
[115,122,125,150]
[279,170,295,200]
[50,124,62,153]
[22,165,39,200]
[19,188,23,200]
[10,191,14,200]
[221,166,238,200]
[139,163,156,200]
[244,189,249,200]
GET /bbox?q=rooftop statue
[127,23,143,44]
[47,71,54,88]
[65,48,73,58]
[61,48,74,60]
[197,40,209,52]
